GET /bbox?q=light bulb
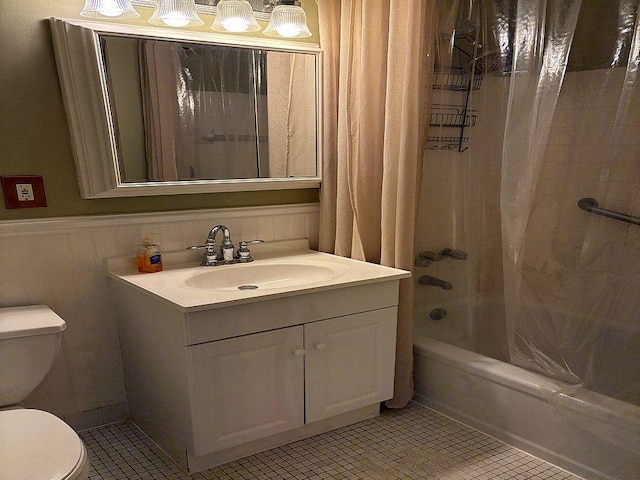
[148,0,204,28]
[275,24,301,38]
[99,0,124,17]
[211,0,261,33]
[221,18,251,32]
[80,0,140,19]
[263,2,311,38]
[162,13,190,27]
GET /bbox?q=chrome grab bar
[578,198,640,226]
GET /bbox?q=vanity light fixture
[80,0,140,18]
[148,0,204,28]
[211,0,261,33]
[79,0,312,38]
[263,0,312,38]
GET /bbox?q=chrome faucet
[187,225,263,266]
[418,275,453,290]
[187,224,232,266]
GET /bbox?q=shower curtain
[417,0,639,451]
[266,53,317,177]
[318,0,436,407]
[500,0,640,403]
[139,40,182,181]
[140,41,261,180]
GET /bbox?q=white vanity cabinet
[109,245,408,473]
[186,308,397,457]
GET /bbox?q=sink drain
[238,285,259,290]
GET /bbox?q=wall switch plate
[1,175,47,209]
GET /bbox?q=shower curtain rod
[578,198,640,225]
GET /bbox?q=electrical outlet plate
[1,175,47,209]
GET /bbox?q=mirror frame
[50,17,322,198]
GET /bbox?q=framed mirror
[50,18,322,198]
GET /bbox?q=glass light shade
[211,0,261,33]
[149,0,205,28]
[80,0,140,18]
[263,2,312,38]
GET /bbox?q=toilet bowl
[0,305,90,479]
[0,409,90,479]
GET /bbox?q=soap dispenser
[136,236,163,273]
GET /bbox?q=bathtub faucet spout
[418,275,453,290]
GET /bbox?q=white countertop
[107,240,411,312]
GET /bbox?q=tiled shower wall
[520,68,639,399]
[0,204,320,429]
[524,67,640,285]
[414,74,508,360]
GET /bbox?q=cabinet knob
[293,349,306,356]
[314,343,327,351]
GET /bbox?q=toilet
[0,305,90,479]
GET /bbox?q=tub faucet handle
[417,248,468,263]
[441,248,468,260]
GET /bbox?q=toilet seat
[0,409,89,479]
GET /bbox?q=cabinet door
[187,326,304,455]
[304,307,397,423]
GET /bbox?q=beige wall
[0,0,320,220]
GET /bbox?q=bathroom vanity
[108,240,409,473]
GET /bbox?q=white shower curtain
[318,0,436,408]
[140,42,261,181]
[413,0,640,451]
[501,0,640,397]
[501,0,584,383]
[499,0,640,449]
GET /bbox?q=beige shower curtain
[318,0,435,407]
[140,40,182,181]
[266,52,317,177]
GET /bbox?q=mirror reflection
[102,35,318,183]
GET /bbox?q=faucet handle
[236,240,264,262]
[417,249,468,263]
[186,241,219,266]
[417,251,441,262]
[441,248,468,260]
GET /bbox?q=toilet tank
[0,306,66,407]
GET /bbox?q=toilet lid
[0,305,66,339]
[0,409,84,479]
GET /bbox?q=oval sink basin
[184,263,338,291]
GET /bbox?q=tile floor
[79,402,584,480]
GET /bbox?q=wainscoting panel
[0,204,320,429]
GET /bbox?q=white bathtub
[413,336,640,480]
